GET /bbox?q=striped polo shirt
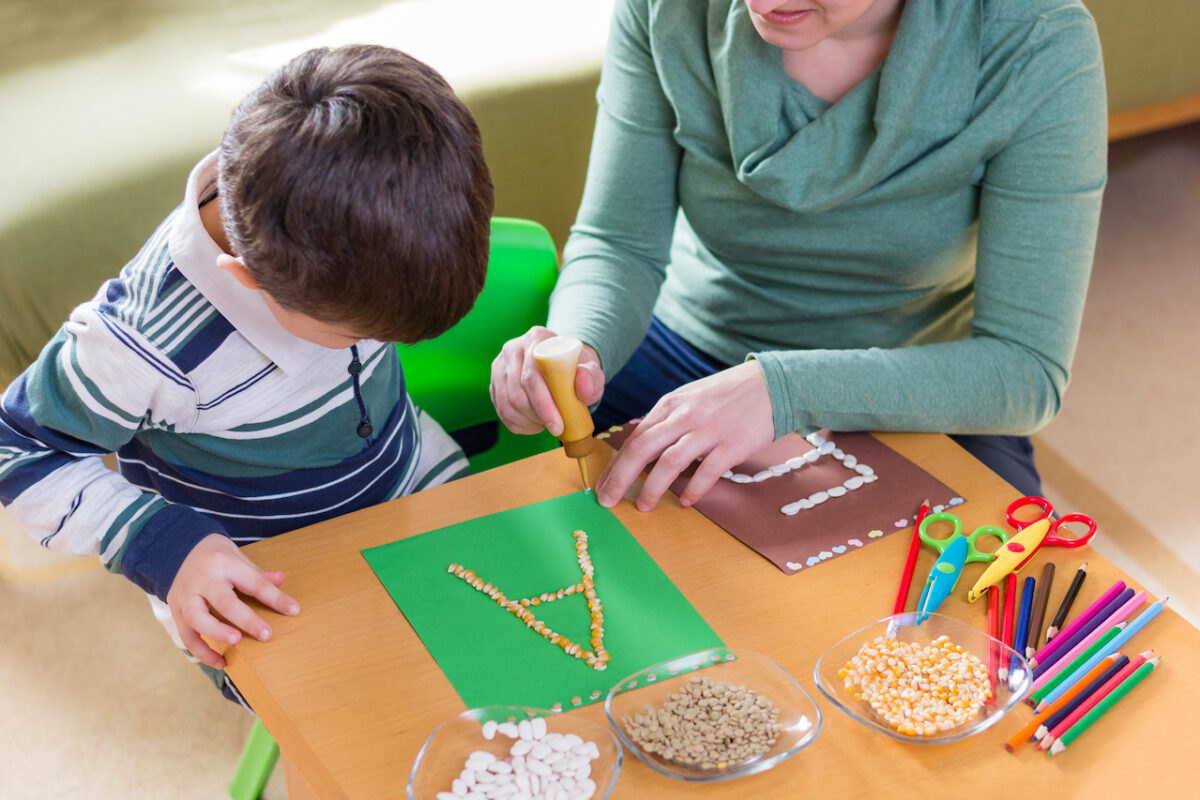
[0,152,468,602]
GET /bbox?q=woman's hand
[490,325,605,437]
[596,361,775,511]
[166,533,300,670]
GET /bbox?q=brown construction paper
[599,426,964,575]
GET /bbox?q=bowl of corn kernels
[604,647,822,782]
[407,705,622,799]
[813,613,1032,744]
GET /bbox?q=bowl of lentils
[604,647,821,782]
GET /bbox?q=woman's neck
[782,0,905,103]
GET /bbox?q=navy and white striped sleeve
[0,303,226,600]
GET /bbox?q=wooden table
[226,434,1200,799]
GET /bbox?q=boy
[0,44,494,702]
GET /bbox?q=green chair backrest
[399,216,559,446]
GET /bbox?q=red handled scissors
[965,496,1096,602]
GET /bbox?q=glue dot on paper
[551,702,562,712]
[855,464,874,475]
[781,503,802,516]
[862,473,878,483]
[590,690,602,699]
[669,666,679,675]
[828,486,847,497]
[949,497,965,505]
[809,491,830,504]
[843,454,858,468]
[798,499,815,510]
[647,674,657,682]
[785,457,806,470]
[731,474,753,484]
[710,655,721,663]
[572,696,582,706]
[769,464,790,476]
[753,470,772,482]
[721,470,734,479]
[725,654,737,661]
[831,448,844,459]
[818,441,836,455]
[595,432,610,440]
[844,476,865,490]
[804,450,821,463]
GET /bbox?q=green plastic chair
[228,217,561,799]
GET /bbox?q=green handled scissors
[915,513,1009,624]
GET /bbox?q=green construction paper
[362,491,723,710]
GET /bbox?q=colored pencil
[987,584,1000,707]
[1033,586,1135,677]
[1034,590,1145,682]
[1048,656,1161,756]
[1034,654,1130,742]
[893,499,931,614]
[1047,562,1088,641]
[1036,598,1167,710]
[1032,579,1126,668]
[1010,576,1036,683]
[1026,562,1055,658]
[999,573,1017,681]
[1039,651,1151,751]
[1027,623,1118,695]
[1004,654,1119,752]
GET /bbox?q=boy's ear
[217,254,261,290]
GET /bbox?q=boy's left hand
[166,533,301,670]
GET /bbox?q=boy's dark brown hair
[218,44,494,343]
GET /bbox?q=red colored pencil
[1038,650,1152,751]
[892,498,931,614]
[999,573,1018,681]
[987,584,1001,706]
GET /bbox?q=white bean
[531,716,548,739]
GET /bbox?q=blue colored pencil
[1010,576,1036,684]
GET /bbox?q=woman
[490,0,1106,511]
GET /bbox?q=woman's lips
[764,8,814,25]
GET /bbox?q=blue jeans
[594,317,1043,498]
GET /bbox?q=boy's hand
[166,533,300,670]
[490,326,605,437]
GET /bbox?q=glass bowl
[408,705,622,799]
[604,647,822,782]
[813,612,1032,745]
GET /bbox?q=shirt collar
[167,151,336,375]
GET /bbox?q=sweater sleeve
[0,303,227,601]
[755,10,1107,438]
[546,0,681,375]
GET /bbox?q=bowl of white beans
[408,705,621,800]
[813,613,1032,744]
[604,647,822,782]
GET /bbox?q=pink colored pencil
[1031,590,1146,691]
[1030,580,1126,668]
[1038,650,1152,751]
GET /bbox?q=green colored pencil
[1048,656,1160,755]
[1029,624,1125,707]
